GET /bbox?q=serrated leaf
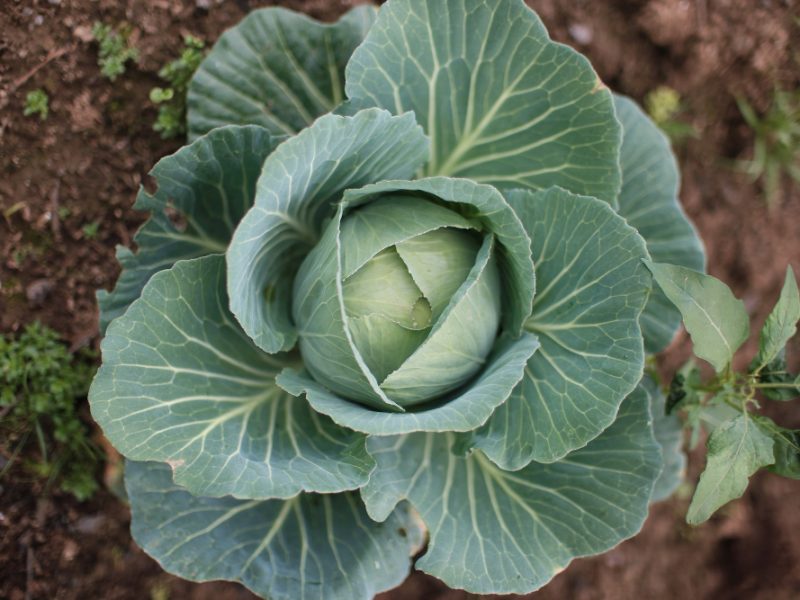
[226,109,429,355]
[686,414,774,524]
[645,262,749,373]
[97,125,282,332]
[754,267,800,370]
[468,188,650,467]
[187,5,377,139]
[345,0,622,204]
[90,255,373,499]
[613,94,706,353]
[125,461,422,600]
[768,427,800,480]
[359,386,661,594]
[641,374,686,502]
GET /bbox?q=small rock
[73,24,94,43]
[74,514,105,535]
[62,538,79,562]
[26,279,55,306]
[568,23,593,45]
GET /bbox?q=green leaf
[126,461,422,600]
[641,374,686,501]
[469,188,650,467]
[345,0,622,204]
[359,386,661,594]
[768,427,800,480]
[226,109,429,355]
[613,95,706,353]
[97,125,282,332]
[90,256,374,499]
[187,5,377,139]
[754,266,800,370]
[686,414,774,524]
[645,263,749,373]
[277,333,539,435]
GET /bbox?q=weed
[645,86,697,144]
[737,88,800,207]
[92,21,139,81]
[150,35,206,139]
[23,89,49,121]
[0,323,100,500]
[82,220,100,239]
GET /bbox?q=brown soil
[1,1,798,599]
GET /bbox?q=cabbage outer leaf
[187,5,377,139]
[90,255,374,499]
[126,460,423,600]
[614,94,706,353]
[643,374,686,502]
[360,383,661,595]
[226,109,429,355]
[97,125,282,333]
[345,0,622,204]
[468,188,650,467]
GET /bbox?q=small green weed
[645,86,697,144]
[92,21,139,81]
[0,323,100,500]
[150,35,206,139]
[82,220,100,239]
[737,88,800,207]
[23,89,50,121]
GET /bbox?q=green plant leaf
[686,414,774,524]
[754,266,800,370]
[187,5,377,139]
[645,263,750,373]
[345,0,622,204]
[226,109,429,355]
[468,188,650,467]
[97,125,282,333]
[641,374,686,502]
[768,427,800,480]
[614,95,706,353]
[360,385,660,594]
[125,461,422,600]
[277,333,539,435]
[90,255,374,499]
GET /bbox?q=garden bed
[1,1,798,598]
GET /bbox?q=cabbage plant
[90,0,704,597]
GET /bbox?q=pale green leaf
[187,5,377,139]
[469,188,650,467]
[276,333,539,435]
[341,177,535,335]
[754,266,800,369]
[614,94,706,353]
[90,255,374,499]
[226,109,429,355]
[645,262,750,373]
[98,125,282,332]
[126,461,422,600]
[345,0,622,203]
[360,387,661,594]
[687,414,774,524]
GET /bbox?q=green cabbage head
[90,0,704,598]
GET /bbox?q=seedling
[23,89,49,120]
[92,21,139,81]
[645,85,697,143]
[150,35,206,139]
[737,88,800,207]
[0,323,100,500]
[82,220,100,239]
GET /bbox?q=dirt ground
[1,1,799,599]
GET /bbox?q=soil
[1,1,798,599]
